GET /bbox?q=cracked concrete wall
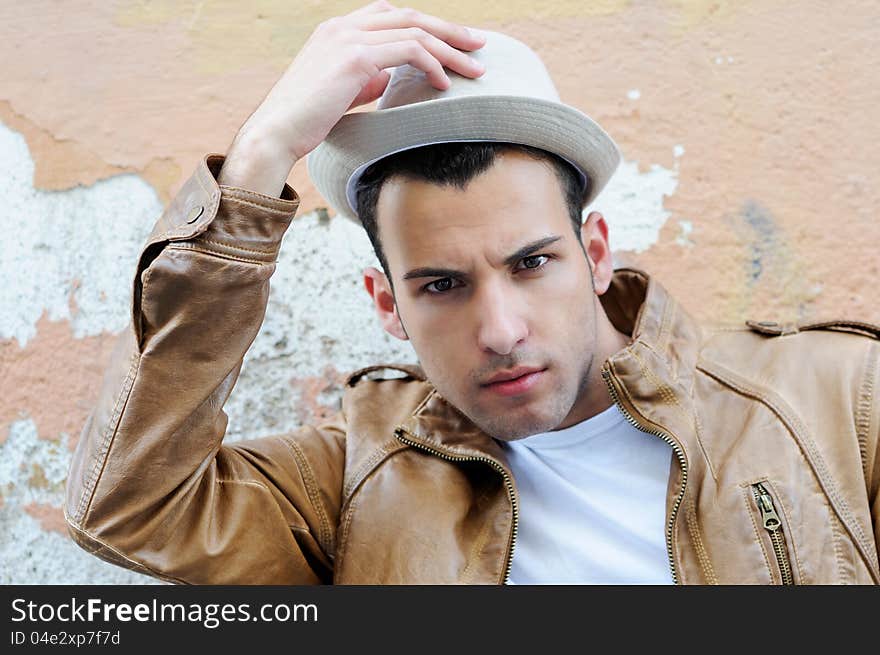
[2,0,877,583]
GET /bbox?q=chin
[468,402,567,442]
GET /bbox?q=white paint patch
[585,159,680,253]
[0,418,154,583]
[627,89,641,100]
[0,506,156,584]
[673,145,685,158]
[0,121,162,348]
[0,418,69,505]
[675,220,695,247]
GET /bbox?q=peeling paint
[0,508,156,584]
[0,308,118,446]
[586,158,680,253]
[289,365,346,425]
[27,464,50,490]
[23,502,67,534]
[675,220,695,248]
[0,102,181,204]
[0,121,163,347]
[0,418,156,583]
[0,420,69,504]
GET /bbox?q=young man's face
[363,150,618,441]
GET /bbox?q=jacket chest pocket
[744,479,798,585]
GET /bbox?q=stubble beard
[447,324,598,442]
[472,287,601,442]
[474,350,596,442]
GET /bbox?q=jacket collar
[397,268,704,468]
[603,267,703,396]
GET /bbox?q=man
[66,1,879,584]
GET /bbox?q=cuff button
[185,205,204,224]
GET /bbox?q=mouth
[480,366,547,397]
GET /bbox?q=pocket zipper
[752,482,794,585]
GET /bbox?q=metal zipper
[601,364,687,585]
[394,426,519,585]
[751,482,794,585]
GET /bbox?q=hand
[218,0,487,196]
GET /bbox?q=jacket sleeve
[65,154,345,585]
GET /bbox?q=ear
[580,211,614,295]
[363,266,409,341]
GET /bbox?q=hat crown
[306,29,621,225]
[377,31,561,110]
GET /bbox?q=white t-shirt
[499,403,674,584]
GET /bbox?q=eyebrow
[402,235,563,280]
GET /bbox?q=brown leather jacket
[65,155,880,585]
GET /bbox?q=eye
[516,254,550,271]
[424,277,462,294]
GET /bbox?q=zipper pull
[754,483,782,531]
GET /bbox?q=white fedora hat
[307,29,621,225]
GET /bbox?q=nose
[475,281,528,355]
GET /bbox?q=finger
[367,40,451,90]
[361,27,485,79]
[348,70,392,110]
[354,7,486,52]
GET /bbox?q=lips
[480,366,547,397]
[481,366,546,386]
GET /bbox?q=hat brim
[307,94,621,224]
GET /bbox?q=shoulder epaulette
[746,319,880,340]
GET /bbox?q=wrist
[217,129,298,198]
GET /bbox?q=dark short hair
[354,142,588,285]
